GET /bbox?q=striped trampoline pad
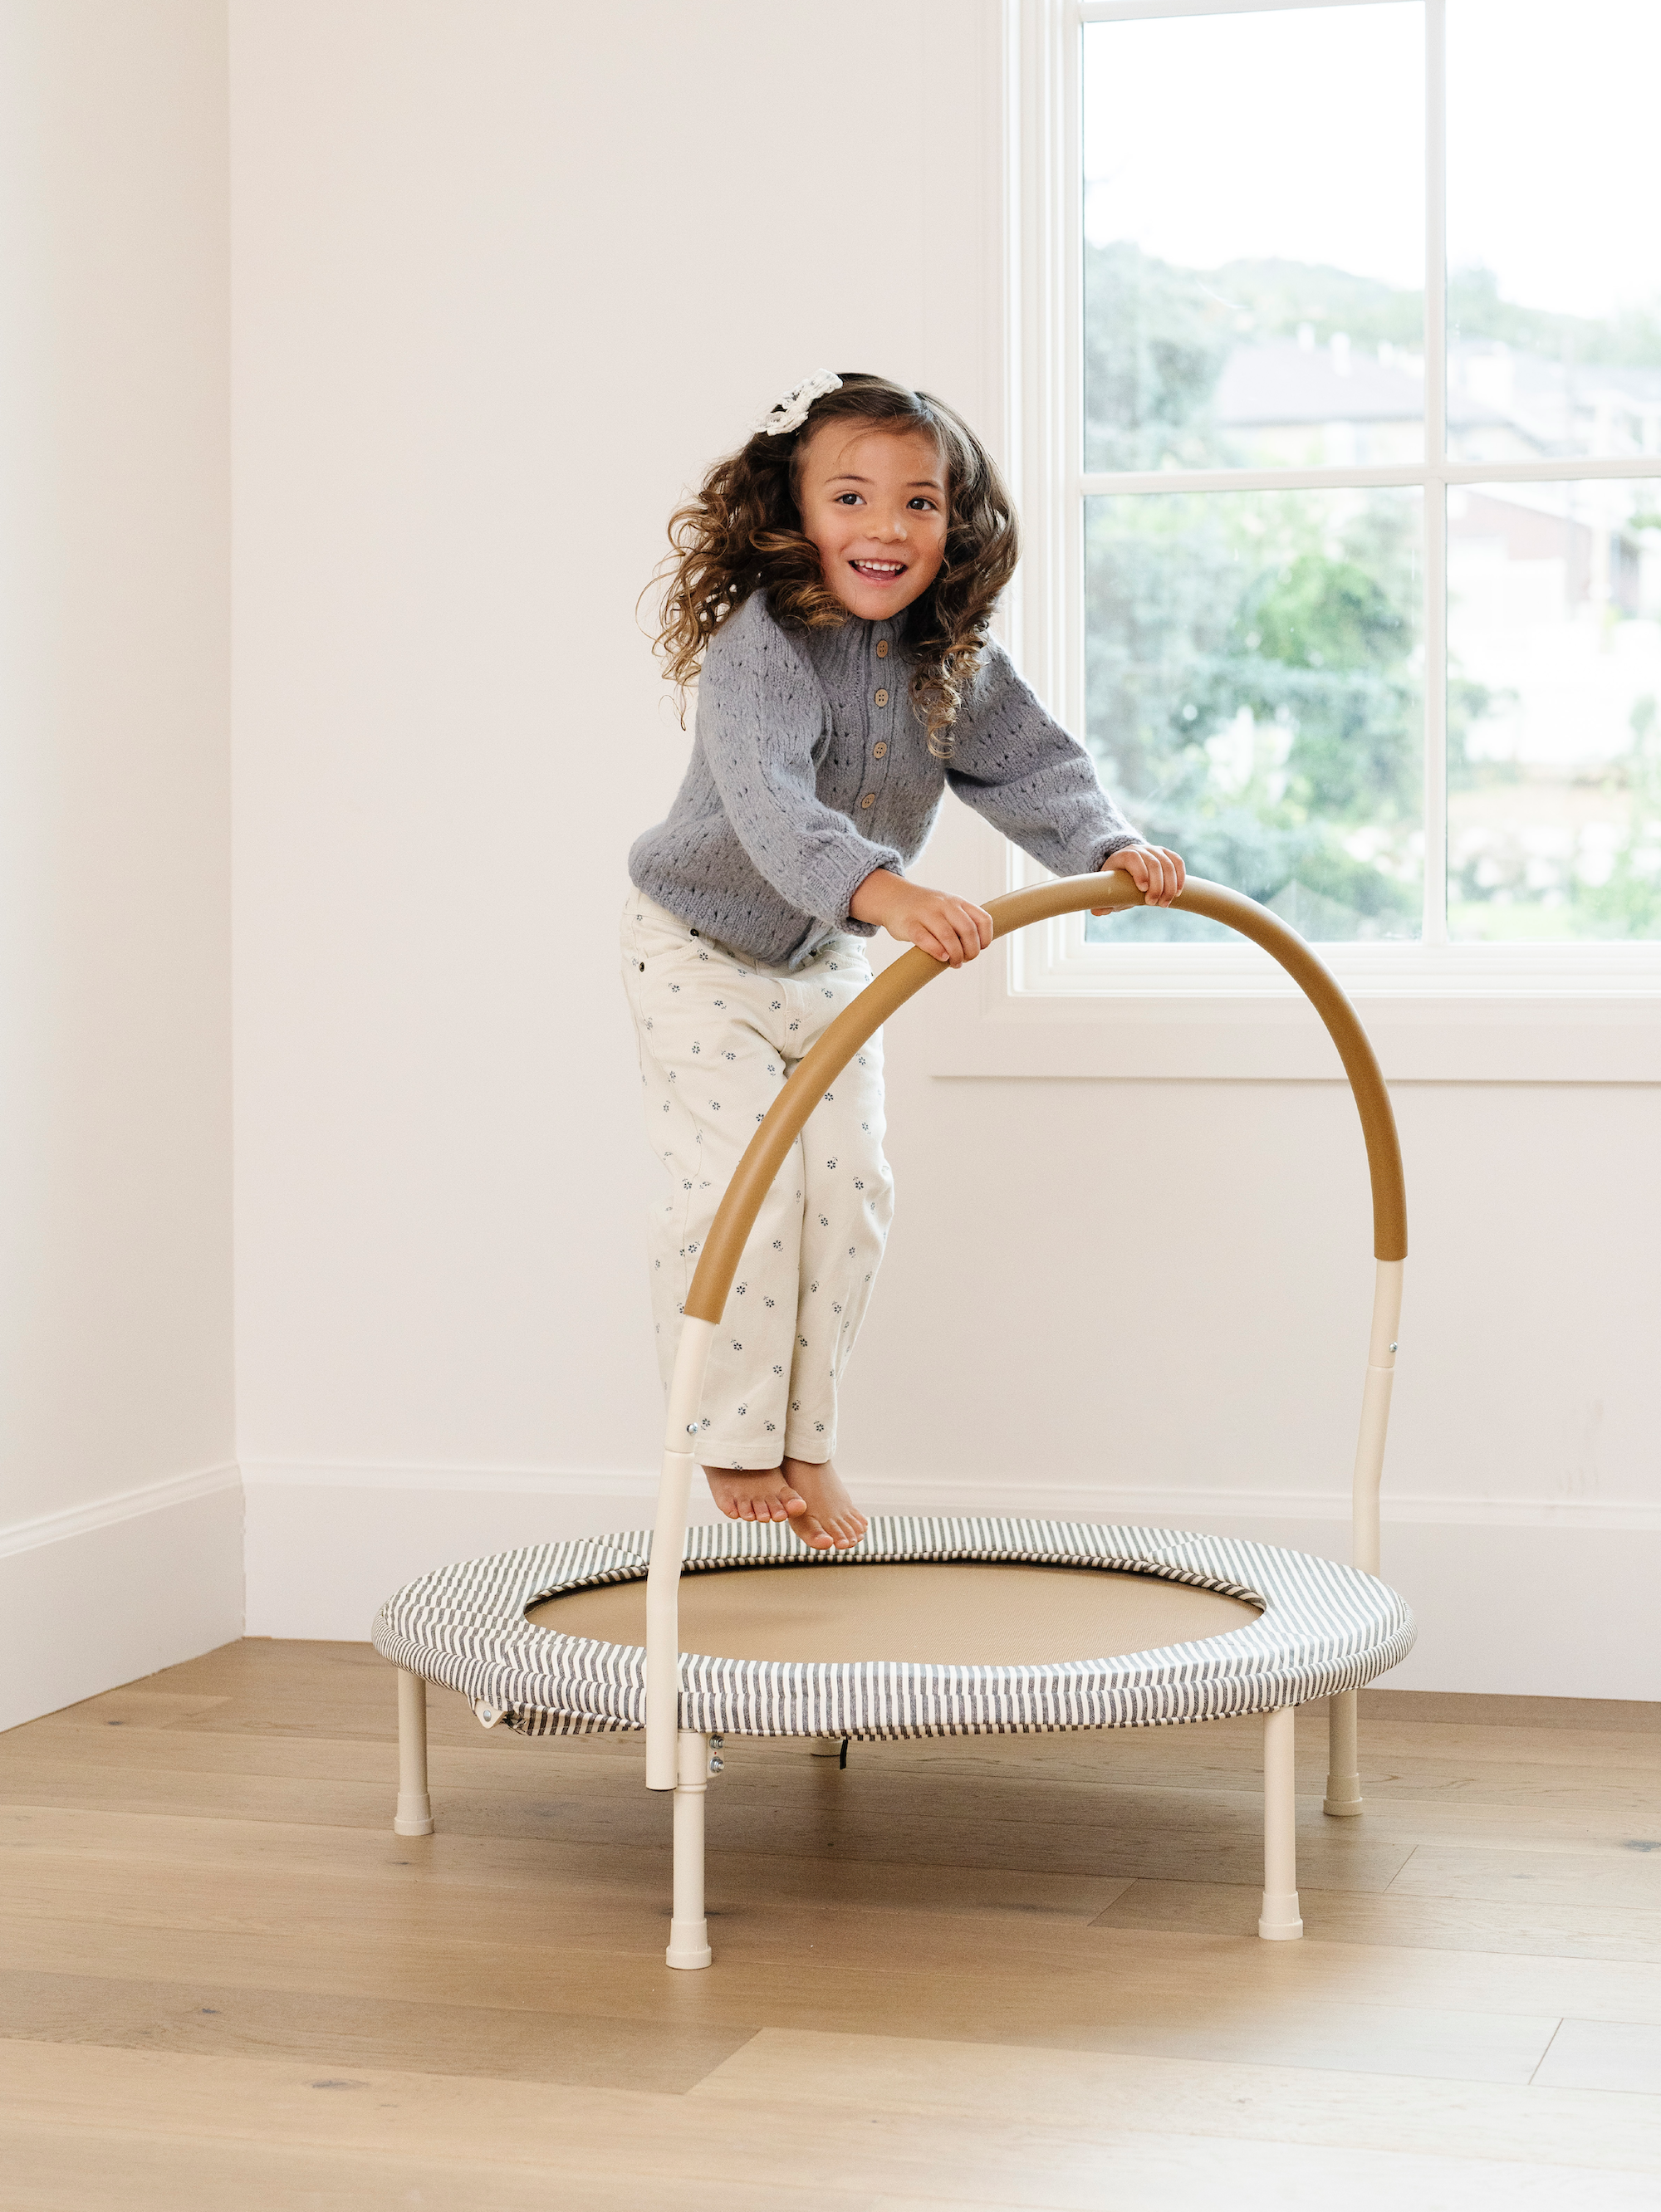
[371,1515,1416,1740]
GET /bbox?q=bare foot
[782,1457,868,1551]
[703,1467,833,1551]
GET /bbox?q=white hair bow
[752,370,842,438]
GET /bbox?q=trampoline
[374,871,1414,1966]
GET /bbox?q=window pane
[1448,479,1661,939]
[1082,7,1424,474]
[1085,488,1423,944]
[1448,2,1661,464]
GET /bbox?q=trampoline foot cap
[667,1918,712,1970]
[1258,1891,1303,1940]
[394,1795,434,1838]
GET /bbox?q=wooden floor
[3,1643,1660,2208]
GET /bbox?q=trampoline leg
[1324,1687,1364,1817]
[394,1667,434,1838]
[1258,1705,1303,1940]
[666,1729,713,1970]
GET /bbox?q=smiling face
[795,422,951,622]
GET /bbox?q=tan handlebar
[683,873,1407,1325]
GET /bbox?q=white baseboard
[0,1465,244,1733]
[242,1460,1661,1701]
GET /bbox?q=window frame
[1007,0,1661,1006]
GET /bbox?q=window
[1012,0,1661,995]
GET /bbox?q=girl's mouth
[850,559,906,580]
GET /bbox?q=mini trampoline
[375,873,1414,1966]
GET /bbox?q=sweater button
[860,794,875,810]
[875,688,889,707]
[876,640,889,658]
[873,741,888,759]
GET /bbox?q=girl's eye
[835,492,864,507]
[909,497,938,511]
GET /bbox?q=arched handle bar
[645,874,1406,1793]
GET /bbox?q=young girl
[625,371,1183,1553]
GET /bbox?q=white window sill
[900,815,1661,1083]
[1024,920,1661,1005]
[915,967,1661,1084]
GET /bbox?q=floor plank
[693,2026,1661,2170]
[0,1908,1612,2080]
[1362,1691,1661,1736]
[0,2121,863,2212]
[1094,1877,1661,1962]
[0,1803,1125,1919]
[0,1967,752,2092]
[1536,2019,1661,2097]
[1389,1845,1661,1911]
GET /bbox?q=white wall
[228,1,1659,1696]
[229,0,998,1625]
[0,0,240,1730]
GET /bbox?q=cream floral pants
[621,893,894,1470]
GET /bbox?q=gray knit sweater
[629,591,1140,968]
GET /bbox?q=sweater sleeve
[695,595,904,929]
[943,639,1142,877]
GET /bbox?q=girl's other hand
[1092,844,1186,913]
[849,868,993,967]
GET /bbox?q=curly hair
[651,373,1018,758]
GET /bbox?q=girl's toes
[782,1492,808,1516]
